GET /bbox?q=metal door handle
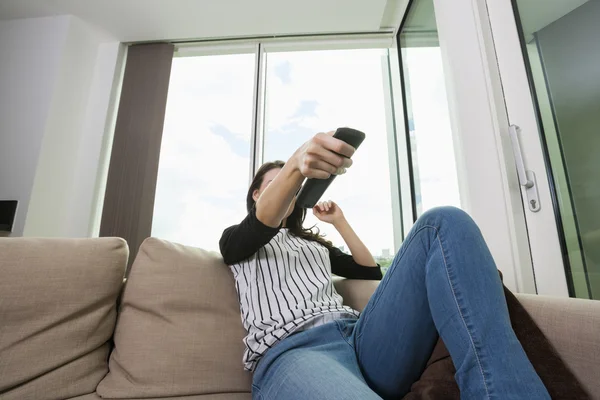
[508,125,540,212]
[509,125,534,188]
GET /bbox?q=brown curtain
[100,43,174,265]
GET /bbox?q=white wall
[69,42,125,237]
[0,15,123,237]
[24,17,123,237]
[0,16,70,236]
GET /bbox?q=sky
[151,47,460,256]
[404,48,461,214]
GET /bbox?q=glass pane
[399,0,461,216]
[263,49,397,270]
[152,54,255,251]
[514,0,599,299]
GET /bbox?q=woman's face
[253,168,296,218]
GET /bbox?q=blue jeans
[252,207,550,399]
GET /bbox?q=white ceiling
[0,0,589,43]
[0,0,407,42]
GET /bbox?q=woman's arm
[219,208,281,265]
[333,217,377,267]
[313,201,377,267]
[255,163,304,228]
[315,200,382,280]
[328,247,382,280]
[255,132,355,228]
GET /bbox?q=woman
[219,132,549,399]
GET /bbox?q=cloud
[274,60,292,84]
[211,124,251,158]
[166,54,256,139]
[291,100,318,119]
[152,55,255,250]
[152,123,250,251]
[153,47,460,257]
[261,49,398,255]
[157,197,248,252]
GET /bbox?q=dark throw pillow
[402,286,590,400]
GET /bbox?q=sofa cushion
[97,238,252,398]
[517,293,600,397]
[333,276,379,312]
[68,394,251,400]
[0,238,128,400]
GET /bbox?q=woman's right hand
[291,131,356,179]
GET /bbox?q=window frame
[166,33,415,252]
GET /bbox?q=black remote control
[296,127,366,208]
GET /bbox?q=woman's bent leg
[252,321,381,400]
[353,206,549,399]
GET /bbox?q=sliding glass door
[486,0,599,298]
[151,36,463,265]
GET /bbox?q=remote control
[296,127,366,208]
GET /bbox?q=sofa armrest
[515,293,600,397]
[333,277,379,312]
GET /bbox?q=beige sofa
[1,237,599,400]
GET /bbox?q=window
[263,49,398,267]
[398,0,461,216]
[151,38,428,269]
[152,53,255,251]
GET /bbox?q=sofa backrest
[516,293,600,397]
[96,237,253,398]
[0,238,128,400]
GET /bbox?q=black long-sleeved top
[219,209,382,371]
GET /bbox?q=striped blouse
[219,209,382,371]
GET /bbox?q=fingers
[305,168,332,180]
[315,132,356,159]
[314,202,324,213]
[312,202,325,217]
[306,141,352,169]
[298,158,336,179]
[315,201,333,212]
[295,131,355,179]
[299,148,349,178]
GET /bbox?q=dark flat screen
[0,200,18,232]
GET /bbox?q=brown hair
[247,161,333,249]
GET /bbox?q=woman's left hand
[313,200,345,225]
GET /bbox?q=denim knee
[417,206,474,230]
